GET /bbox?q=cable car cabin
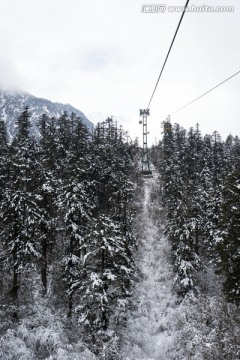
[164,122,172,133]
[139,120,142,124]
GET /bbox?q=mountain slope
[0,89,93,140]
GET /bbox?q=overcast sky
[0,0,239,144]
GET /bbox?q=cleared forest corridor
[120,172,178,360]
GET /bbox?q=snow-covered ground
[120,172,179,359]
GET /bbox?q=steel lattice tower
[139,109,151,175]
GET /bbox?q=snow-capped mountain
[0,89,93,141]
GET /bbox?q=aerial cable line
[170,69,240,115]
[147,0,190,109]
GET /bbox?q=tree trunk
[101,248,108,330]
[12,255,19,320]
[41,238,47,294]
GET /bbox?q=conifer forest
[1,108,240,359]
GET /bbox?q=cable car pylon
[139,109,152,176]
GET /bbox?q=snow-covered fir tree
[37,114,59,294]
[0,107,41,315]
[58,114,94,318]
